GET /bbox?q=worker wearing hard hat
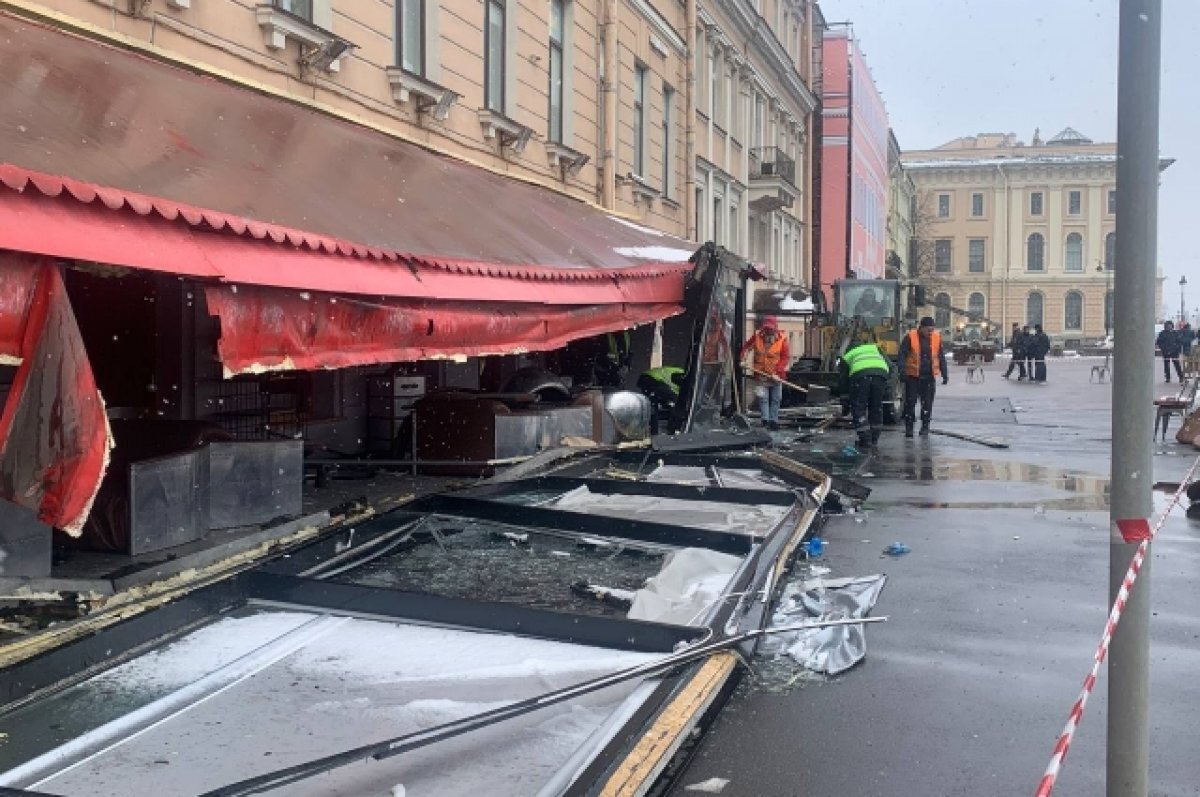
[740,316,790,431]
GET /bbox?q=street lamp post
[1180,276,1188,325]
[1098,263,1114,336]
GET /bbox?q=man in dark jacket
[1003,322,1026,380]
[897,316,948,437]
[1031,324,1051,383]
[1181,323,1195,356]
[1158,321,1183,382]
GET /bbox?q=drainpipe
[601,0,618,209]
[996,163,1010,335]
[683,0,697,238]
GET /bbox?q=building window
[753,93,765,147]
[1108,189,1116,214]
[1026,232,1045,272]
[547,0,565,142]
[712,52,725,128]
[1064,290,1083,330]
[729,202,739,254]
[485,0,506,112]
[971,193,984,217]
[662,85,674,195]
[1027,292,1044,327]
[968,292,985,319]
[934,239,952,273]
[937,193,950,218]
[1068,190,1082,215]
[632,63,646,176]
[1065,232,1083,272]
[934,293,951,329]
[712,194,722,243]
[968,238,985,273]
[694,184,705,240]
[277,0,313,21]
[1030,191,1044,216]
[1105,232,1116,271]
[396,0,424,74]
[1105,290,1114,331]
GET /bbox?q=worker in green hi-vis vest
[838,337,892,449]
[637,366,684,434]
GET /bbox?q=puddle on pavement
[864,457,1111,511]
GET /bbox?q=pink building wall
[820,30,889,301]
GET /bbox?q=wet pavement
[669,357,1200,797]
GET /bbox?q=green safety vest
[843,343,889,376]
[643,366,684,394]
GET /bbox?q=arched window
[1064,290,1083,330]
[1105,232,1116,271]
[1105,290,1114,332]
[967,292,986,319]
[934,292,951,329]
[1065,233,1083,272]
[1027,292,1044,327]
[1027,233,1045,272]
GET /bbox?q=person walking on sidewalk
[740,316,789,430]
[1158,320,1184,382]
[838,337,892,449]
[1031,324,1051,383]
[1003,322,1026,380]
[898,316,948,438]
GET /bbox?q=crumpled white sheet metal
[758,573,887,675]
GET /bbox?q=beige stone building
[903,128,1172,347]
[692,0,817,352]
[13,0,814,275]
[886,128,915,311]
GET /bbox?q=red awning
[204,285,679,375]
[0,254,110,535]
[0,12,696,304]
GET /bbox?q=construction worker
[740,316,789,431]
[637,366,684,433]
[839,337,892,448]
[898,316,948,438]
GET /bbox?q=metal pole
[1108,2,1160,795]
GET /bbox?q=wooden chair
[1154,376,1200,440]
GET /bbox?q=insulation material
[626,548,743,625]
[550,486,789,536]
[204,284,680,375]
[0,256,110,535]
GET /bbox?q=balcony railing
[749,147,796,187]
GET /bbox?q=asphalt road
[669,356,1200,797]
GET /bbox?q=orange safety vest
[904,330,942,378]
[752,333,787,377]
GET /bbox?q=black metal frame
[0,444,823,797]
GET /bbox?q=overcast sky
[821,0,1198,316]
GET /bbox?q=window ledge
[255,5,354,72]
[545,142,590,176]
[477,109,534,154]
[386,67,458,120]
[621,173,661,204]
[165,0,190,8]
[661,196,681,210]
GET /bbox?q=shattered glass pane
[329,516,667,618]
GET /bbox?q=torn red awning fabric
[0,255,111,535]
[0,257,41,362]
[204,285,681,376]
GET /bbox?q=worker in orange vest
[897,316,948,438]
[740,316,790,431]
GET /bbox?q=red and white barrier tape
[1035,456,1200,797]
